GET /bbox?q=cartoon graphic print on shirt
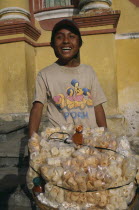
[53,79,93,110]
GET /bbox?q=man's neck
[56,57,80,67]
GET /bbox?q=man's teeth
[62,47,71,51]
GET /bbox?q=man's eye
[70,35,75,38]
[56,35,63,39]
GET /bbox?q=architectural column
[79,0,112,14]
[0,0,30,21]
[0,0,40,114]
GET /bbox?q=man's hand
[94,104,107,128]
[28,101,44,138]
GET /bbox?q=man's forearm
[28,109,41,138]
[28,102,44,138]
[94,104,107,128]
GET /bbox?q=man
[29,19,107,138]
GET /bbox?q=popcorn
[27,126,138,210]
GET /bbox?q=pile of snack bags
[27,125,139,210]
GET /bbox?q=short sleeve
[33,72,47,104]
[92,71,107,106]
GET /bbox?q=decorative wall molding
[0,20,41,41]
[81,28,116,35]
[79,0,112,8]
[34,7,79,21]
[73,10,120,29]
[115,32,139,40]
[0,37,50,47]
[0,7,120,46]
[0,28,116,48]
[80,3,110,10]
[38,10,120,31]
[1,15,30,22]
[0,7,30,16]
[79,0,112,12]
[0,7,31,21]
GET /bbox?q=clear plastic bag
[36,181,136,210]
[27,126,138,209]
[37,145,137,191]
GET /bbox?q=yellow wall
[35,21,52,43]
[81,34,118,115]
[0,0,29,11]
[113,0,139,135]
[35,46,55,73]
[113,0,139,34]
[0,42,28,113]
[25,43,36,110]
[116,39,139,107]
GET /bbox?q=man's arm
[94,104,107,128]
[28,101,44,138]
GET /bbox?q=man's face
[53,28,80,62]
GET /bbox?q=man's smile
[62,47,72,52]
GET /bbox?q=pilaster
[0,0,39,113]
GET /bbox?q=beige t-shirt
[34,63,107,128]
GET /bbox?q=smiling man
[50,19,82,67]
[28,19,107,138]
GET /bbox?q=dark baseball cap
[51,19,82,47]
